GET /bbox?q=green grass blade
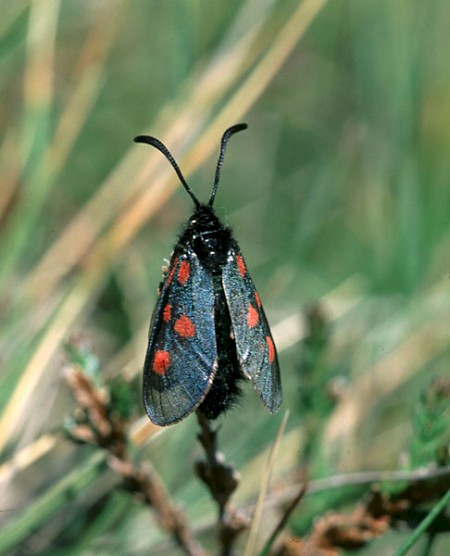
[392,489,450,556]
[0,451,107,556]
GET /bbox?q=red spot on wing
[174,313,196,338]
[247,304,259,328]
[236,255,246,277]
[255,291,262,308]
[163,304,171,322]
[166,258,178,287]
[266,336,275,363]
[178,260,190,285]
[153,350,171,375]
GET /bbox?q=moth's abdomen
[197,276,244,419]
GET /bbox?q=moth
[135,123,281,426]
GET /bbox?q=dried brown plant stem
[110,457,207,556]
[195,412,249,556]
[66,364,206,556]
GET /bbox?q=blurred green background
[1,0,449,554]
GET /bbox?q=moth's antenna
[134,135,200,207]
[209,123,248,207]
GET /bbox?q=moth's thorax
[180,204,233,269]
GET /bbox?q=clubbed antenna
[209,123,248,207]
[134,135,200,207]
[134,123,248,208]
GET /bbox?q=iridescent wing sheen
[143,250,217,426]
[222,249,282,413]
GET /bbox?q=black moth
[135,123,281,426]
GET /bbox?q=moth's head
[184,204,232,268]
[188,204,221,230]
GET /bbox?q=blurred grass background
[1,0,449,554]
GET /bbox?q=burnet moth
[135,123,281,426]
